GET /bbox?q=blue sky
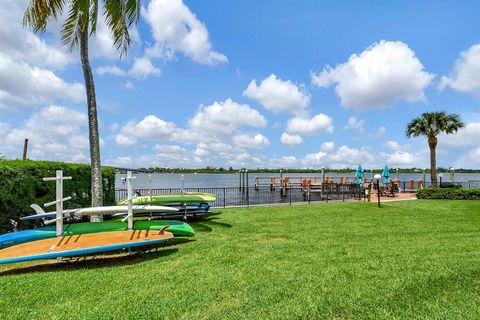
[1,0,480,169]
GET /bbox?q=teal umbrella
[381,165,390,184]
[355,165,364,184]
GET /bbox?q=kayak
[21,205,179,221]
[0,229,174,265]
[111,203,211,219]
[0,220,194,249]
[118,192,217,205]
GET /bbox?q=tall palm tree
[23,1,141,220]
[406,112,464,188]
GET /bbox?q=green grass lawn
[1,200,480,319]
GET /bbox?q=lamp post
[439,173,443,187]
[423,168,426,187]
[374,174,381,208]
[321,166,325,183]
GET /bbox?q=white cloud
[186,99,267,138]
[344,116,365,132]
[438,44,480,97]
[286,113,334,135]
[106,156,134,167]
[383,140,401,150]
[115,99,268,165]
[320,141,335,152]
[440,122,480,150]
[96,65,127,77]
[386,151,415,166]
[270,156,298,168]
[375,126,387,138]
[311,40,434,110]
[122,115,178,140]
[155,144,186,153]
[142,0,227,65]
[0,0,71,70]
[224,152,263,167]
[129,57,161,79]
[0,54,84,109]
[280,132,303,146]
[124,81,135,90]
[115,133,136,147]
[0,105,89,162]
[303,144,375,169]
[233,133,270,150]
[207,142,234,153]
[243,74,310,114]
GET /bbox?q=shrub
[0,160,116,233]
[416,188,480,200]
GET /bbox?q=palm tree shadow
[0,239,195,277]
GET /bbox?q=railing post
[308,184,311,204]
[223,188,226,208]
[289,185,292,205]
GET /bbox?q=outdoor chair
[385,182,399,197]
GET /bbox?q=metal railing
[115,183,365,208]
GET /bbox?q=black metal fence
[115,183,365,208]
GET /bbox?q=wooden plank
[0,230,173,261]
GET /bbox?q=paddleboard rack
[122,171,136,230]
[42,170,72,237]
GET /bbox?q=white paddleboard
[21,205,179,221]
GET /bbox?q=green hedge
[416,188,480,200]
[0,160,116,234]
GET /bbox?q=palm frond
[61,0,91,52]
[23,0,67,33]
[104,0,141,57]
[405,111,464,139]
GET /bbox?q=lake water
[115,172,480,189]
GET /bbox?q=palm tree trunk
[80,29,103,221]
[428,136,438,188]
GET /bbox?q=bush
[416,188,480,200]
[0,160,116,233]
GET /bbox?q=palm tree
[24,1,141,220]
[406,112,464,187]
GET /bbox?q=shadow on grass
[190,216,232,233]
[388,268,480,308]
[0,239,196,277]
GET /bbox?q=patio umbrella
[381,165,390,184]
[355,165,364,184]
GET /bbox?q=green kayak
[0,220,194,249]
[118,192,217,205]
